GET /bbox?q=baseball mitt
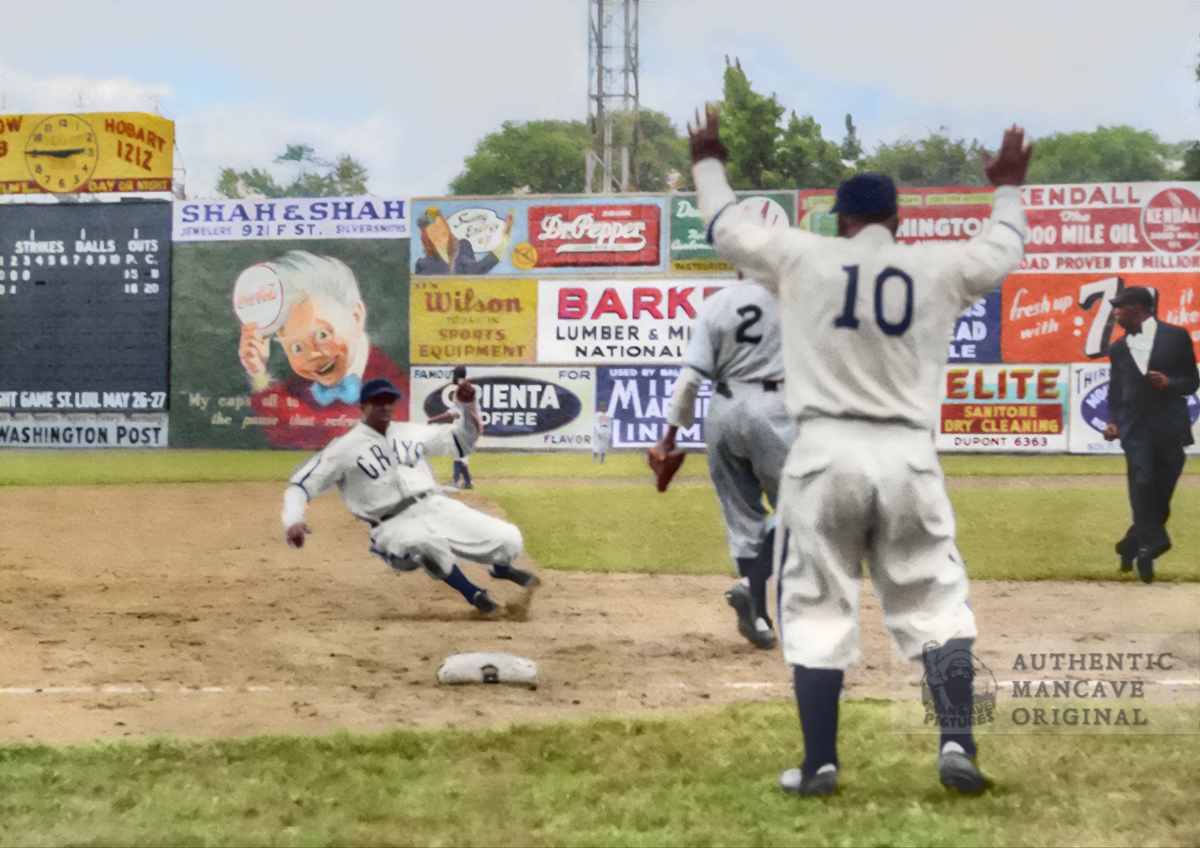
[647,446,686,492]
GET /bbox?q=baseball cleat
[1136,550,1154,585]
[471,589,500,617]
[938,749,990,795]
[779,765,837,797]
[1116,539,1134,572]
[726,583,776,649]
[490,565,539,588]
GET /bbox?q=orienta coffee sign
[410,366,596,450]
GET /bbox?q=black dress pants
[1120,425,1187,559]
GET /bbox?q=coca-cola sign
[529,204,661,267]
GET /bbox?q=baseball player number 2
[835,265,915,337]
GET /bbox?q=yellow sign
[0,112,174,194]
[410,278,538,364]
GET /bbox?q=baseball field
[1,450,1198,846]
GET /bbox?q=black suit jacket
[1108,320,1199,446]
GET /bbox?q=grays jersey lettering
[288,415,476,525]
[683,282,784,382]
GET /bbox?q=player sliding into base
[282,377,538,617]
[690,105,1031,797]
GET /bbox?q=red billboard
[528,204,661,268]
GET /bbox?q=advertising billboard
[170,197,410,450]
[936,363,1069,452]
[596,365,713,448]
[538,278,729,364]
[0,201,171,448]
[409,278,538,365]
[409,196,668,275]
[1067,362,1200,455]
[668,191,797,273]
[0,112,174,194]
[409,365,596,450]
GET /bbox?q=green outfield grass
[3,448,1193,487]
[486,484,1200,583]
[0,701,1195,847]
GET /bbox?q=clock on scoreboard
[0,201,172,421]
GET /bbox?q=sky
[0,0,1197,199]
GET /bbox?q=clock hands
[27,148,87,159]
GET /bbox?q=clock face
[24,114,98,193]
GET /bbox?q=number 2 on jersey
[735,304,763,343]
[834,265,914,337]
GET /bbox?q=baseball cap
[359,378,402,404]
[452,365,467,381]
[831,173,898,215]
[1109,286,1155,309]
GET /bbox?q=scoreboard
[0,201,171,446]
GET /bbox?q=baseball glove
[647,446,686,492]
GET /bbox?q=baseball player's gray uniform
[666,281,797,648]
[695,141,1026,795]
[593,407,613,463]
[282,391,535,614]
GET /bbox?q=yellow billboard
[0,112,174,194]
[411,278,538,364]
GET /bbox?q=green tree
[449,110,689,195]
[1025,126,1170,183]
[216,144,368,198]
[717,58,849,190]
[450,119,593,195]
[859,131,987,187]
[611,109,691,191]
[839,114,863,163]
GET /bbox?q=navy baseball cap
[1109,286,1155,309]
[831,173,898,215]
[452,365,467,381]
[360,378,402,403]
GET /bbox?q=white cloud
[0,64,170,114]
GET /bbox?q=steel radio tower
[586,0,639,193]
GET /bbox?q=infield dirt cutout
[2,481,1196,745]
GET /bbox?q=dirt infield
[2,482,1196,745]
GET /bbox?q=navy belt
[367,490,433,528]
[715,379,782,397]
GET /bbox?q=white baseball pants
[775,418,977,670]
[369,495,523,579]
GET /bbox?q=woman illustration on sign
[414,205,514,275]
[236,250,406,450]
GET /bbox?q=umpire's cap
[1109,286,1155,310]
[831,173,898,215]
[360,378,402,404]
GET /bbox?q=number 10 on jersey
[835,265,914,337]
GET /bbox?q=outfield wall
[1,182,1197,453]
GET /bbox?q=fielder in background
[651,265,796,651]
[282,378,538,618]
[1103,285,1199,584]
[430,365,483,489]
[690,105,1031,797]
[593,402,613,463]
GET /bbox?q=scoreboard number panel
[0,202,171,417]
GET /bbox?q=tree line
[217,58,1200,198]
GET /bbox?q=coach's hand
[688,105,729,165]
[1103,422,1119,441]
[456,379,476,403]
[286,522,312,548]
[983,124,1033,187]
[1147,370,1169,390]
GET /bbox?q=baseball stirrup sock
[793,666,844,774]
[935,637,978,758]
[736,529,775,621]
[444,564,482,602]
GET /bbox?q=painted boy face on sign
[276,297,365,387]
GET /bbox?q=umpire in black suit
[1104,286,1199,584]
